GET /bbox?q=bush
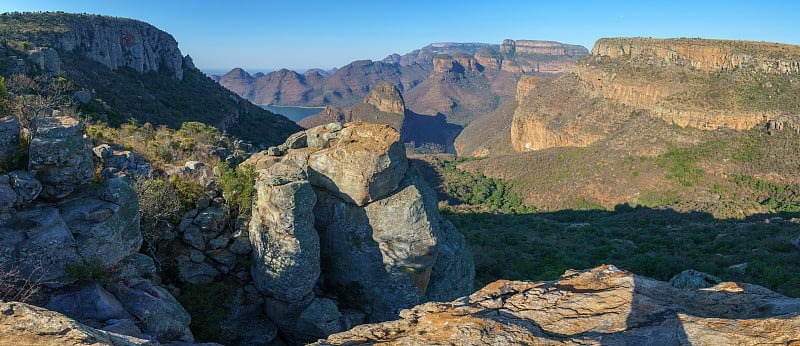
[217,163,257,214]
[65,259,107,283]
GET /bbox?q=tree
[6,73,75,130]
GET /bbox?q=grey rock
[46,281,130,321]
[28,116,94,200]
[193,206,228,233]
[8,170,42,206]
[181,225,205,250]
[205,248,237,267]
[111,254,157,281]
[669,269,722,289]
[228,235,252,255]
[325,122,344,132]
[1,206,82,282]
[73,90,92,104]
[0,115,20,161]
[267,146,284,156]
[296,297,348,340]
[60,179,142,267]
[92,144,113,159]
[107,278,193,342]
[27,47,62,76]
[283,131,308,149]
[101,318,145,339]
[249,180,319,302]
[184,161,205,170]
[188,249,206,263]
[208,233,230,250]
[728,262,749,275]
[263,159,307,186]
[176,256,219,284]
[0,176,16,213]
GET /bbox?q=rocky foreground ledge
[314,265,800,345]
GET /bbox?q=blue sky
[1,0,798,73]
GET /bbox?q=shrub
[217,163,257,214]
[65,259,107,283]
[0,260,44,303]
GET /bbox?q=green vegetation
[443,205,800,297]
[424,131,800,298]
[87,120,231,169]
[423,156,535,213]
[177,283,233,343]
[217,163,257,214]
[65,259,108,283]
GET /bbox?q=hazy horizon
[3,0,799,71]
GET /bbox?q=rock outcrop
[27,116,94,200]
[363,82,405,115]
[315,265,800,345]
[243,122,474,342]
[0,301,154,346]
[593,37,800,73]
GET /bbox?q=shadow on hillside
[402,111,462,154]
[440,203,800,299]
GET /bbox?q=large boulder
[59,178,142,267]
[306,122,408,206]
[45,281,130,321]
[28,116,93,200]
[313,169,459,322]
[107,278,193,342]
[0,301,154,345]
[315,265,800,345]
[0,206,82,282]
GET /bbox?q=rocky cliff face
[242,122,474,342]
[51,14,186,79]
[315,265,800,345]
[593,37,800,73]
[511,38,800,152]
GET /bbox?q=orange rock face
[593,38,800,73]
[314,265,800,345]
[511,38,800,152]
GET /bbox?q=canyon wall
[512,38,800,151]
